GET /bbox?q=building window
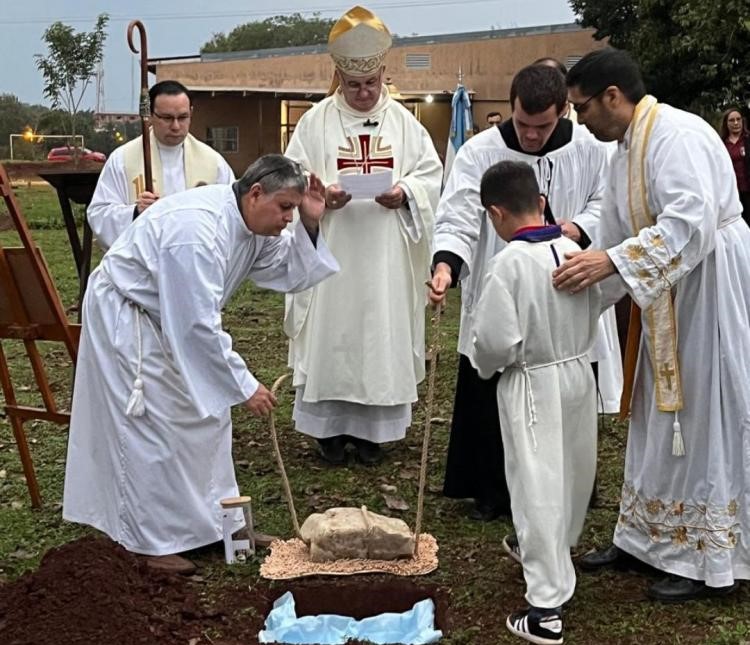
[566,55,583,70]
[405,53,431,70]
[206,126,239,154]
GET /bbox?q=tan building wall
[154,24,603,173]
[189,94,280,174]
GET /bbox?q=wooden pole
[127,20,153,194]
[619,302,642,421]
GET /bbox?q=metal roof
[150,22,585,66]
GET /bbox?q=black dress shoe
[578,544,657,573]
[578,544,621,571]
[349,437,383,465]
[647,574,738,603]
[317,436,347,465]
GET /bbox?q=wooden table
[36,166,101,309]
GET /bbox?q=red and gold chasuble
[336,134,394,174]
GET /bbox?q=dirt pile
[0,536,212,645]
[0,535,449,645]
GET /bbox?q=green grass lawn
[3,181,85,230]
[0,191,748,643]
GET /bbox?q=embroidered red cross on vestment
[337,134,394,174]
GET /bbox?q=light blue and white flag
[443,84,473,185]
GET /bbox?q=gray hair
[235,154,306,196]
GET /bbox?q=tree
[34,14,109,148]
[569,0,750,114]
[568,0,638,48]
[0,95,31,157]
[0,94,49,159]
[201,13,335,53]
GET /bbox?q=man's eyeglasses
[571,88,607,114]
[152,112,191,124]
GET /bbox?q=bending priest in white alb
[63,156,339,575]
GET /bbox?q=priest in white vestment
[88,80,234,251]
[557,48,750,602]
[283,5,442,465]
[471,161,600,645]
[63,155,338,574]
[430,64,619,522]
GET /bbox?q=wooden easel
[0,163,80,507]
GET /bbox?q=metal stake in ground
[126,20,153,195]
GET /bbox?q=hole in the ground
[261,578,450,643]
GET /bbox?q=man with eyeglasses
[553,47,750,604]
[88,80,234,251]
[283,5,442,467]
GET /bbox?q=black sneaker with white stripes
[502,533,522,564]
[506,606,564,645]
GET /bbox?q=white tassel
[126,378,145,417]
[126,306,146,417]
[672,412,685,457]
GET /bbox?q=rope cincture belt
[509,352,589,452]
[126,304,161,417]
[98,266,160,418]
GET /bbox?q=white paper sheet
[338,170,393,200]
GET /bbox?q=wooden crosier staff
[618,302,641,421]
[127,20,153,194]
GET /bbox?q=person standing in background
[720,107,750,224]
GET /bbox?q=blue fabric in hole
[258,591,443,644]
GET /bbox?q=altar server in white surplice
[88,80,234,251]
[284,5,442,466]
[557,48,750,603]
[471,161,599,645]
[63,156,338,574]
[430,64,618,522]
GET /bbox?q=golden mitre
[328,6,392,78]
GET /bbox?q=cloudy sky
[2,0,578,112]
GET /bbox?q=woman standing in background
[720,108,750,224]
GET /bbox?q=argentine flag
[443,84,473,186]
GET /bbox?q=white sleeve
[217,156,236,184]
[606,130,723,309]
[396,123,443,243]
[433,145,485,278]
[398,183,422,242]
[158,241,257,419]
[87,152,137,252]
[248,222,339,292]
[571,146,609,242]
[470,272,522,378]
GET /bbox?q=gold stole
[625,95,685,455]
[122,132,219,201]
